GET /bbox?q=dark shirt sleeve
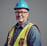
[27,25,41,46]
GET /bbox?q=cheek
[24,14,28,18]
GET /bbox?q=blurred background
[0,0,47,46]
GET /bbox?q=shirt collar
[15,20,30,28]
[21,20,29,28]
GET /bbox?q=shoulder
[27,23,41,38]
[28,22,40,34]
[28,24,40,35]
[28,24,41,40]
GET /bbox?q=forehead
[15,8,28,11]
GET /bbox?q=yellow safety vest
[8,23,33,46]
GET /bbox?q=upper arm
[27,25,41,46]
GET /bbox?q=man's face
[15,8,29,23]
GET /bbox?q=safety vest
[8,23,40,46]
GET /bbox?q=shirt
[4,21,41,46]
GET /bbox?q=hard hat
[14,0,29,11]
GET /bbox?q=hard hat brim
[14,8,29,11]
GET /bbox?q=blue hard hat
[14,0,29,11]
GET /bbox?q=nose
[18,13,22,16]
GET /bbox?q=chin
[18,20,23,23]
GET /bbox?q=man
[5,0,41,46]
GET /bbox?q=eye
[15,11,28,14]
